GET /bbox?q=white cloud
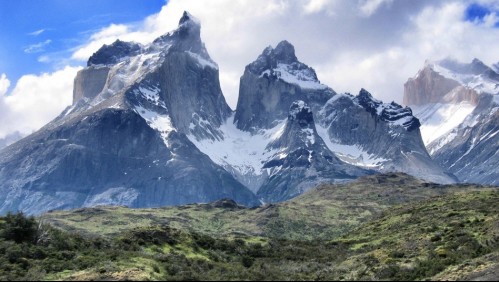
[303,0,338,14]
[37,55,50,63]
[0,74,10,96]
[0,66,81,139]
[358,0,394,17]
[28,29,46,36]
[24,39,52,54]
[71,24,130,61]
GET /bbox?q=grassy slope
[331,190,499,280]
[45,173,493,241]
[2,173,495,280]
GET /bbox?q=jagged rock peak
[288,101,314,126]
[267,100,317,150]
[405,58,498,106]
[175,11,201,37]
[87,11,204,68]
[248,40,309,74]
[355,89,421,131]
[430,58,498,77]
[179,11,200,26]
[356,88,382,108]
[87,39,142,66]
[246,40,322,87]
[273,40,298,64]
[151,11,207,57]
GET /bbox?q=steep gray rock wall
[0,12,260,215]
[235,41,334,132]
[155,52,231,139]
[319,90,456,184]
[73,66,110,104]
[0,109,259,214]
[87,40,142,66]
[429,95,499,185]
[257,101,371,202]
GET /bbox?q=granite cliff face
[190,42,456,203]
[404,59,499,185]
[0,12,259,214]
[257,101,372,202]
[405,58,498,106]
[404,65,467,106]
[69,12,230,141]
[234,41,334,132]
[0,109,258,214]
[428,95,499,186]
[315,89,455,184]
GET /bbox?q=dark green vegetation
[0,173,497,280]
[47,173,490,241]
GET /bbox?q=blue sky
[465,2,499,26]
[0,0,165,87]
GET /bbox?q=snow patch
[84,187,139,207]
[187,51,218,70]
[135,106,174,146]
[411,102,476,145]
[135,85,163,107]
[432,63,499,95]
[264,63,328,90]
[316,124,387,168]
[429,130,457,155]
[303,128,315,145]
[188,114,285,176]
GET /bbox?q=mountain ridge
[0,11,457,214]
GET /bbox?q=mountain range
[0,12,496,214]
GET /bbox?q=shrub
[0,212,38,244]
[242,255,254,268]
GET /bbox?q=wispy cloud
[358,0,394,17]
[24,39,52,54]
[37,55,51,63]
[28,29,46,36]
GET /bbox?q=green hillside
[46,173,491,241]
[0,173,497,281]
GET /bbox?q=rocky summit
[0,12,259,215]
[405,59,499,185]
[0,12,458,214]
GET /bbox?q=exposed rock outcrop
[257,101,371,202]
[234,41,334,132]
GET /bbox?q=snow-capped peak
[356,89,420,131]
[249,40,327,90]
[179,11,201,26]
[87,40,143,67]
[273,40,298,64]
[428,58,499,95]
